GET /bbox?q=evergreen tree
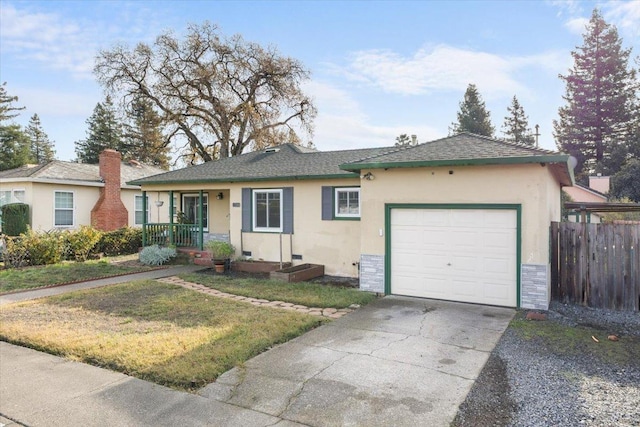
[25,114,56,163]
[0,125,31,171]
[553,8,636,180]
[75,96,124,163]
[502,96,535,146]
[450,84,495,137]
[0,82,25,122]
[0,82,31,170]
[123,97,170,169]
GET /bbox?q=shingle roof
[0,160,165,187]
[129,133,571,185]
[130,144,400,185]
[341,133,563,170]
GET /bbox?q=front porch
[141,189,230,251]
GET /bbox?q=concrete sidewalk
[0,265,204,305]
[0,342,284,427]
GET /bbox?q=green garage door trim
[384,203,522,308]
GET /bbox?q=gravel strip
[453,303,640,427]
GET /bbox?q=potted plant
[205,240,235,273]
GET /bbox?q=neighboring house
[563,183,608,223]
[130,133,575,310]
[0,149,167,232]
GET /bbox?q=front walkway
[0,265,204,306]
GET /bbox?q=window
[0,189,25,206]
[182,194,208,229]
[54,191,74,227]
[253,189,282,232]
[134,195,150,225]
[335,188,360,218]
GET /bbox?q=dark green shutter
[241,188,251,232]
[283,187,293,234]
[321,186,333,220]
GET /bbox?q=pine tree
[75,95,124,163]
[0,82,25,122]
[25,114,56,163]
[450,84,495,137]
[553,8,636,180]
[0,125,31,171]
[502,96,535,146]
[123,97,170,169]
[0,82,31,170]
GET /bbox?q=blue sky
[1,0,639,164]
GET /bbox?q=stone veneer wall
[360,254,385,293]
[520,263,549,310]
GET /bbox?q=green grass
[0,281,325,390]
[180,273,377,308]
[0,260,158,293]
[510,314,640,367]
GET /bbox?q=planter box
[231,261,291,273]
[270,264,325,283]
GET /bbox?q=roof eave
[340,155,572,172]
[129,172,360,186]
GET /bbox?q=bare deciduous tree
[95,22,316,163]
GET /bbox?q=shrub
[139,244,176,266]
[1,203,29,236]
[3,235,29,268]
[66,226,103,262]
[97,227,143,256]
[3,228,66,267]
[205,240,235,260]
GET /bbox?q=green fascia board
[127,173,359,187]
[340,155,571,171]
[384,203,522,308]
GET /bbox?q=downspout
[169,191,174,245]
[142,190,147,247]
[198,190,204,250]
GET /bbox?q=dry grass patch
[0,281,325,390]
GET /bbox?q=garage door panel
[391,208,517,307]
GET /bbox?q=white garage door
[390,208,517,307]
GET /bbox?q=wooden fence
[550,222,640,312]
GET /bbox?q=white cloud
[0,3,98,78]
[604,0,640,41]
[304,80,440,151]
[329,44,563,100]
[564,17,589,35]
[0,2,165,79]
[551,0,640,41]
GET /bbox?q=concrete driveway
[201,295,514,426]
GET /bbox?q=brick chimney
[91,149,129,231]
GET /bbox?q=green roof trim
[340,154,572,171]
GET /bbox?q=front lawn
[181,273,377,308]
[0,281,325,390]
[0,260,158,293]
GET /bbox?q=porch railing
[144,223,200,248]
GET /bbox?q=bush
[3,228,67,267]
[3,235,29,268]
[139,245,176,266]
[205,240,235,260]
[66,226,103,262]
[1,203,29,236]
[97,227,143,256]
